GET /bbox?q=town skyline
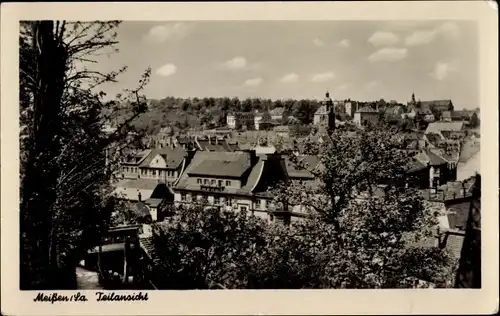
[95,20,479,109]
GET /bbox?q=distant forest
[108,96,325,135]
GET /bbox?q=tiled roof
[425,122,464,134]
[356,106,378,113]
[185,151,252,178]
[414,150,447,166]
[122,149,152,165]
[189,159,250,178]
[175,151,264,196]
[139,148,186,169]
[114,178,162,201]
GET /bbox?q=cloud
[405,22,461,46]
[156,63,177,77]
[280,73,299,83]
[405,30,438,46]
[313,38,325,47]
[223,56,247,70]
[244,77,263,86]
[144,23,193,42]
[368,48,408,62]
[310,71,336,83]
[338,39,350,48]
[368,31,399,47]
[430,61,456,81]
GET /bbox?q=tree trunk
[20,20,68,290]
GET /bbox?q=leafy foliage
[20,20,149,289]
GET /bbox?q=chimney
[138,190,142,202]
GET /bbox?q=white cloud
[223,56,247,70]
[156,63,177,77]
[405,22,461,46]
[144,23,193,42]
[405,30,438,46]
[280,73,299,83]
[368,31,399,47]
[338,39,350,48]
[311,71,336,83]
[313,38,325,47]
[430,61,456,81]
[244,77,263,86]
[368,48,408,62]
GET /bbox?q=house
[405,175,480,287]
[226,112,254,130]
[425,122,465,137]
[456,139,480,181]
[172,150,293,223]
[313,91,335,132]
[254,107,285,130]
[407,149,457,189]
[353,106,379,126]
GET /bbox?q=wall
[185,176,242,189]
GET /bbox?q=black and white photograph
[1,1,498,315]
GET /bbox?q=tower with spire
[313,90,336,135]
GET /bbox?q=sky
[94,20,478,109]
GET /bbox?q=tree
[268,125,454,287]
[469,112,480,128]
[20,21,150,290]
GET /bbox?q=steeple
[411,91,416,103]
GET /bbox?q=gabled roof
[122,149,152,165]
[414,149,448,166]
[425,122,464,134]
[139,148,186,169]
[356,106,378,113]
[185,151,252,178]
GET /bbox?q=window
[204,179,209,185]
[226,198,232,207]
[152,170,156,176]
[211,179,216,185]
[218,180,223,187]
[197,178,202,184]
[225,180,231,186]
[181,193,186,201]
[240,206,248,212]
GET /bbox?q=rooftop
[356,106,378,113]
[425,122,464,134]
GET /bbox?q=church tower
[323,91,335,134]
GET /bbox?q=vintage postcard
[1,1,498,315]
